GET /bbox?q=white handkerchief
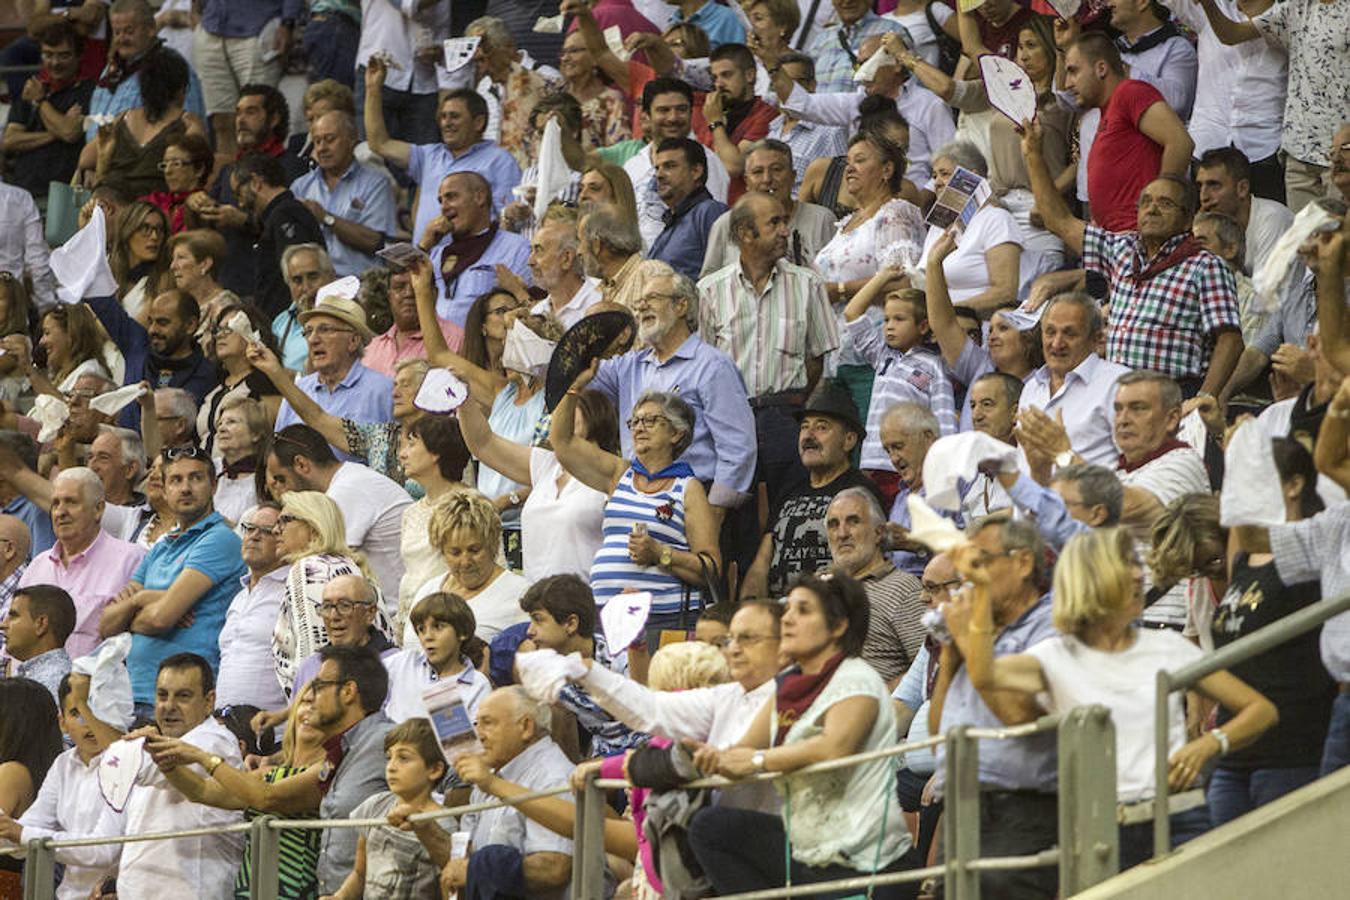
[603,25,630,61]
[908,494,967,553]
[99,736,145,813]
[1252,203,1337,312]
[1046,0,1082,18]
[600,591,652,652]
[316,275,361,305]
[854,49,895,83]
[1219,420,1285,528]
[534,13,564,33]
[413,368,470,413]
[89,383,146,417]
[999,305,1044,331]
[980,54,1037,127]
[72,633,135,730]
[226,309,261,344]
[1176,410,1207,455]
[534,118,573,222]
[50,206,118,304]
[922,432,1020,512]
[515,649,588,704]
[501,321,558,379]
[443,36,480,72]
[32,394,70,443]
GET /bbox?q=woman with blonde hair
[270,491,386,692]
[406,489,529,645]
[1149,494,1228,651]
[946,527,1278,870]
[578,162,639,227]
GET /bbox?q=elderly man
[154,388,198,449]
[827,486,925,688]
[1017,293,1130,468]
[579,206,644,311]
[525,214,600,329]
[99,449,247,715]
[265,425,411,615]
[418,170,532,325]
[365,60,521,248]
[465,16,548,169]
[995,462,1125,553]
[0,515,29,665]
[124,654,246,898]
[446,687,576,899]
[742,380,875,597]
[364,266,466,379]
[589,261,758,520]
[231,152,326,318]
[215,504,289,712]
[699,192,838,505]
[802,0,908,93]
[757,54,849,196]
[271,243,336,370]
[880,402,957,578]
[1,585,75,698]
[931,516,1058,899]
[700,140,838,276]
[291,110,397,278]
[272,291,395,457]
[20,468,146,659]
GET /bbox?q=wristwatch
[1209,728,1230,756]
[508,490,522,506]
[751,751,767,772]
[1054,449,1074,469]
[205,754,224,776]
[708,120,727,131]
[659,546,673,568]
[322,213,337,228]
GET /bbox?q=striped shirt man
[697,258,840,397]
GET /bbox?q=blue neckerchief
[630,457,695,480]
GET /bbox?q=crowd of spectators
[0,0,1348,897]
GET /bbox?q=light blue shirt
[672,0,745,49]
[3,495,53,559]
[86,63,206,142]
[887,485,963,578]
[590,334,757,508]
[274,362,395,461]
[805,11,907,94]
[406,140,521,249]
[290,161,397,277]
[271,305,308,371]
[126,512,247,704]
[429,227,532,326]
[1005,474,1088,552]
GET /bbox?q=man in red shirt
[696,43,778,204]
[1063,33,1193,232]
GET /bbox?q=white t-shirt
[522,448,608,584]
[919,204,1025,304]
[406,568,530,647]
[327,462,413,619]
[1026,629,1203,803]
[1244,196,1294,274]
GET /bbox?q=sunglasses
[162,445,210,463]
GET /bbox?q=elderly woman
[814,128,926,420]
[108,200,172,324]
[142,131,213,234]
[168,229,238,334]
[198,303,281,456]
[271,490,383,695]
[407,490,529,646]
[947,527,1278,870]
[551,370,721,651]
[687,572,919,898]
[458,384,617,583]
[396,414,472,633]
[212,397,270,524]
[137,455,178,548]
[559,29,632,153]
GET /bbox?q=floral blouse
[577,87,632,154]
[499,63,550,170]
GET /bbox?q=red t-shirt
[1086,79,1165,233]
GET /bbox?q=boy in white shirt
[383,592,491,724]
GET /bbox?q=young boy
[329,718,452,899]
[383,593,492,725]
[844,275,957,502]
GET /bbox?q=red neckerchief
[1133,234,1206,283]
[237,135,287,161]
[317,730,348,797]
[439,224,500,284]
[37,68,78,95]
[97,40,160,90]
[774,651,847,745]
[221,456,257,479]
[1118,436,1190,473]
[141,190,194,233]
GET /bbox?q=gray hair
[880,401,939,437]
[633,390,696,457]
[933,140,988,178]
[1051,463,1123,526]
[582,206,643,257]
[467,16,515,52]
[155,387,198,424]
[541,218,582,275]
[777,51,815,80]
[98,425,145,481]
[745,138,795,171]
[318,109,358,138]
[728,191,777,244]
[74,371,119,394]
[109,0,155,25]
[636,260,699,329]
[969,515,1047,587]
[1193,211,1245,260]
[1043,291,1105,338]
[501,685,552,735]
[829,486,887,527]
[281,243,335,282]
[1116,369,1183,411]
[53,466,105,505]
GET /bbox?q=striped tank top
[591,466,700,617]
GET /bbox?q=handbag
[679,551,729,629]
[45,180,93,247]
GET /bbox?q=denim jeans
[303,13,360,89]
[689,806,922,900]
[1117,805,1211,871]
[1206,765,1320,828]
[1320,691,1350,776]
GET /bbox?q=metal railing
[1151,589,1350,858]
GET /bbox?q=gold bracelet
[1329,406,1350,420]
[565,388,581,397]
[968,626,993,634]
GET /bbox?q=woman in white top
[688,572,919,898]
[211,395,269,525]
[408,490,529,646]
[25,305,120,398]
[457,386,615,584]
[946,527,1277,870]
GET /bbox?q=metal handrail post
[21,840,54,900]
[1153,670,1172,859]
[1057,705,1118,892]
[250,815,281,900]
[570,771,607,900]
[943,725,981,900]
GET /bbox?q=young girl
[383,592,492,725]
[327,719,452,899]
[844,274,957,495]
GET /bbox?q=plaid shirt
[765,113,849,193]
[1083,225,1241,378]
[805,11,909,94]
[697,258,840,397]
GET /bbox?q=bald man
[0,514,32,667]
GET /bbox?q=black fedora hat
[544,309,637,410]
[793,379,866,440]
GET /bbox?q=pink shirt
[362,319,466,379]
[20,529,148,660]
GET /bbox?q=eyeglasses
[319,599,374,616]
[275,513,305,529]
[721,632,775,647]
[634,291,679,309]
[136,222,166,237]
[162,445,209,463]
[921,578,964,596]
[157,159,194,172]
[302,324,355,339]
[309,677,351,694]
[626,414,669,431]
[239,521,278,537]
